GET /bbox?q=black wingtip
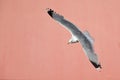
[46,8,54,18]
[90,60,102,69]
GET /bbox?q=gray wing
[47,8,101,70]
[47,8,81,36]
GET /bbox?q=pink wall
[0,0,120,80]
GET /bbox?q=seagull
[46,8,102,70]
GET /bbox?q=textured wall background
[0,0,120,80]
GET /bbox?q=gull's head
[67,39,73,44]
[67,38,79,44]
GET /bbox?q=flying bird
[46,8,102,70]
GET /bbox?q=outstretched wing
[47,8,101,70]
[47,8,81,36]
